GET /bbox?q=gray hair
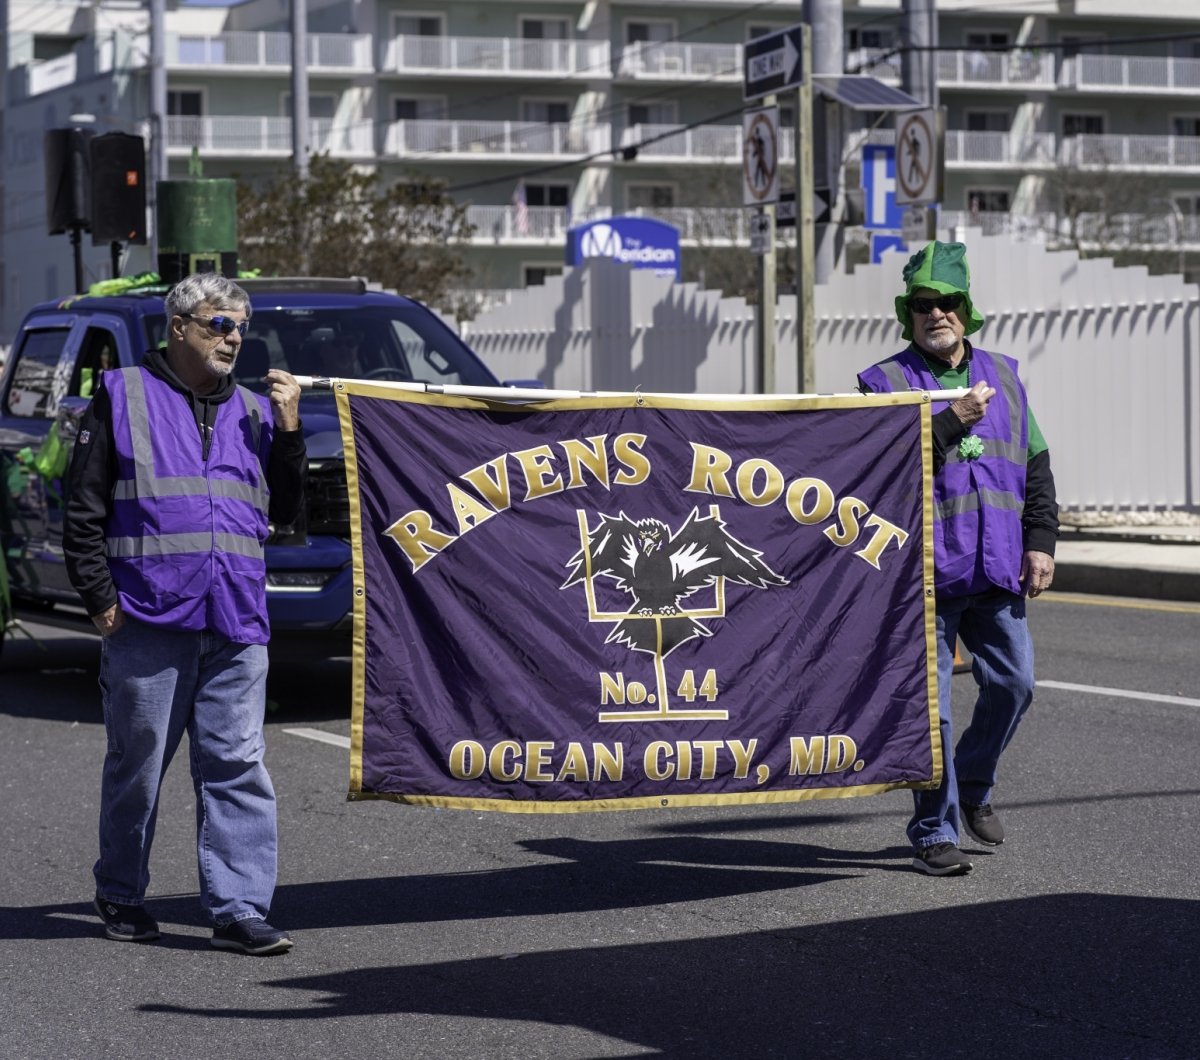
[164,273,251,319]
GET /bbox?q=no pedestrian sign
[895,109,940,206]
[742,107,780,206]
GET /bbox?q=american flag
[512,183,529,235]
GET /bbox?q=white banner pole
[293,376,972,404]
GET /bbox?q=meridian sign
[565,216,681,279]
[743,24,805,101]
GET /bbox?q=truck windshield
[141,305,497,393]
[234,306,497,393]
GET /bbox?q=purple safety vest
[103,366,274,643]
[857,346,1030,597]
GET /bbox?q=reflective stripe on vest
[111,367,268,516]
[859,346,1030,595]
[103,366,274,642]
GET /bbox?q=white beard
[917,326,960,357]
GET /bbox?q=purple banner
[338,387,940,811]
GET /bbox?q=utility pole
[291,0,310,179]
[901,0,939,240]
[796,25,815,393]
[807,0,843,285]
[757,95,777,394]
[149,0,167,262]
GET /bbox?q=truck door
[0,311,130,602]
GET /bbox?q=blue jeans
[910,588,1035,850]
[94,617,277,925]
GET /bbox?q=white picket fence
[460,232,1200,512]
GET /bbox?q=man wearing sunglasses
[857,241,1058,878]
[63,272,306,953]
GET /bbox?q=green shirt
[921,353,1047,458]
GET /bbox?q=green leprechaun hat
[894,240,986,341]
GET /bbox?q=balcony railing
[166,31,373,71]
[1060,134,1200,170]
[384,120,609,158]
[466,205,574,242]
[624,123,794,163]
[938,48,1056,88]
[382,35,607,77]
[465,205,769,245]
[616,42,742,81]
[1062,53,1200,92]
[944,209,1200,248]
[944,130,1057,167]
[165,116,375,156]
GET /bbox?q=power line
[445,105,747,195]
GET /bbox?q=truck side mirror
[55,395,91,443]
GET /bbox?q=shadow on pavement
[0,833,905,944]
[137,893,1197,1058]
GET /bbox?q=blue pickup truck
[0,277,500,657]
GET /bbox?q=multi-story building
[4,0,1200,341]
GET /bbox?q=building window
[626,20,674,45]
[393,98,446,121]
[521,18,570,40]
[628,101,677,127]
[394,15,443,36]
[1173,193,1200,215]
[1063,114,1105,136]
[522,100,571,124]
[627,184,675,210]
[847,28,893,50]
[966,189,1010,215]
[965,31,1010,49]
[1171,116,1200,137]
[966,111,1010,133]
[524,264,563,287]
[525,184,571,208]
[167,90,203,117]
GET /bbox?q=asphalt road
[2,593,1198,1060]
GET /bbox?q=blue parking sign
[861,145,904,231]
[870,233,907,264]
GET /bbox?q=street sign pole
[757,95,777,394]
[797,25,815,394]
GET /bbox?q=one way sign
[776,189,832,228]
[744,24,805,101]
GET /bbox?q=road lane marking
[283,727,351,749]
[1043,592,1200,615]
[1039,680,1200,710]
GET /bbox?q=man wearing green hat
[858,240,1058,877]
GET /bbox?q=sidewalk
[1053,523,1200,602]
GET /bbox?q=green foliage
[235,154,475,306]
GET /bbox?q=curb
[1052,562,1200,603]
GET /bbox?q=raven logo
[562,507,788,657]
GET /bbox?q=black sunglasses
[181,313,250,336]
[908,295,963,315]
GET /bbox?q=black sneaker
[93,896,160,942]
[912,842,974,876]
[962,802,1005,846]
[211,918,293,956]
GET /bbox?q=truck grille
[306,463,351,536]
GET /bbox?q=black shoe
[211,918,293,956]
[912,842,974,876]
[962,802,1005,846]
[93,896,160,942]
